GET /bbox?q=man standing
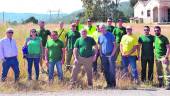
[37,21,51,73]
[106,18,115,33]
[154,26,170,88]
[98,24,117,89]
[65,23,80,71]
[0,28,20,82]
[120,26,139,84]
[70,29,98,88]
[86,18,96,36]
[113,19,126,61]
[75,18,84,32]
[91,25,101,74]
[57,21,66,40]
[138,26,154,82]
[45,31,65,83]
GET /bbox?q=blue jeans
[27,58,40,80]
[1,56,20,81]
[48,60,63,80]
[122,56,138,79]
[101,55,116,87]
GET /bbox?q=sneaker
[166,86,170,90]
[87,85,93,89]
[15,78,20,83]
[133,79,140,85]
[27,77,32,81]
[104,85,115,89]
[48,79,54,85]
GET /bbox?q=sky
[0,0,129,14]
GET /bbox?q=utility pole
[57,9,61,18]
[47,9,59,23]
[2,11,5,23]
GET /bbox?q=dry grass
[0,23,170,93]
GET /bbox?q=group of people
[0,18,170,90]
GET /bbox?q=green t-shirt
[74,37,96,58]
[65,30,80,50]
[106,25,115,33]
[27,37,42,58]
[46,39,64,62]
[113,27,126,43]
[154,35,169,59]
[37,28,51,47]
[76,24,84,32]
[138,35,154,59]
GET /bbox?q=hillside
[0,12,67,23]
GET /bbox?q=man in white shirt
[0,28,20,82]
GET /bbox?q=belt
[5,56,17,59]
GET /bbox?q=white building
[134,0,170,24]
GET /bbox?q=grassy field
[0,23,170,93]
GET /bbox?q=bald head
[99,24,106,34]
[126,26,132,35]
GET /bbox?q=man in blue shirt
[98,24,117,89]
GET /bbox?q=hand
[45,60,49,65]
[93,55,97,62]
[137,56,140,61]
[42,54,45,60]
[163,58,169,64]
[122,52,128,57]
[2,58,6,62]
[1,58,6,62]
[61,58,65,64]
[74,58,78,64]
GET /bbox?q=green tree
[23,16,38,24]
[130,0,138,7]
[81,0,124,21]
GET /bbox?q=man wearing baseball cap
[0,28,20,82]
[106,18,115,33]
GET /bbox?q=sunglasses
[154,30,160,32]
[144,29,150,31]
[126,28,132,30]
[31,31,36,33]
[8,31,14,34]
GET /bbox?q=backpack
[22,37,30,58]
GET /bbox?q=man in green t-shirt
[113,19,126,64]
[37,21,51,73]
[154,26,170,89]
[65,23,80,71]
[106,18,115,33]
[70,29,98,89]
[45,31,65,83]
[138,26,154,82]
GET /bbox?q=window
[147,10,151,17]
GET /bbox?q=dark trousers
[141,57,154,82]
[92,51,100,73]
[101,55,116,87]
[1,56,20,81]
[66,49,73,70]
[27,58,40,80]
